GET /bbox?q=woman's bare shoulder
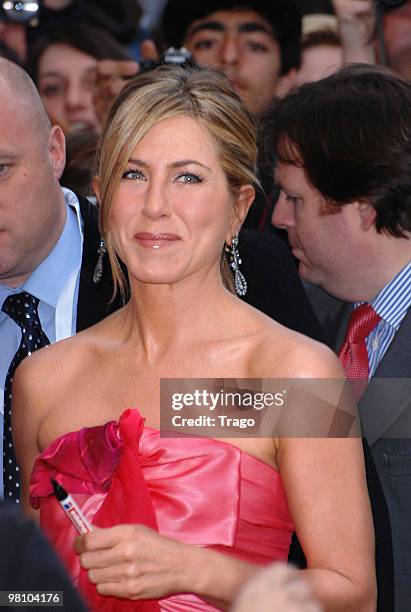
[14,312,119,397]
[12,314,123,451]
[248,315,343,379]
[16,329,97,381]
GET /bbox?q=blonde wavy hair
[96,65,260,300]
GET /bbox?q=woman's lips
[134,232,180,249]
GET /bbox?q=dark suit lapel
[329,302,352,352]
[75,196,123,332]
[306,284,411,444]
[360,309,411,445]
[371,309,411,379]
[304,284,352,350]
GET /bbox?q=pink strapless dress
[30,409,294,611]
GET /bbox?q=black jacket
[0,502,87,611]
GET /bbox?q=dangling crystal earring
[225,233,247,296]
[93,239,107,285]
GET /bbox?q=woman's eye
[176,173,203,184]
[122,169,145,180]
[40,83,64,97]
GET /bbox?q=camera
[139,47,195,74]
[0,1,41,24]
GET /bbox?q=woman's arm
[276,346,376,612]
[279,436,376,612]
[12,357,47,520]
[12,333,93,519]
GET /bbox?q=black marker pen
[51,478,93,535]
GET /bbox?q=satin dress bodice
[30,409,294,610]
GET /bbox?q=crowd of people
[0,1,410,611]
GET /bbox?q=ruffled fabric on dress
[31,409,159,611]
[31,409,294,611]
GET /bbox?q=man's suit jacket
[75,195,123,331]
[307,284,411,612]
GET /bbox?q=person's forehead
[275,162,307,186]
[186,9,275,39]
[0,105,37,133]
[275,161,293,178]
[39,43,97,70]
[0,76,21,109]
[132,115,220,156]
[0,118,40,153]
[0,80,46,143]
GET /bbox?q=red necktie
[338,304,381,400]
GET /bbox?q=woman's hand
[74,524,191,600]
[75,523,259,606]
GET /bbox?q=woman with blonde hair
[13,66,375,611]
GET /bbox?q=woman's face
[37,43,100,133]
[105,115,253,288]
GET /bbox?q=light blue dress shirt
[354,261,411,379]
[0,189,83,498]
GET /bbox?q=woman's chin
[128,269,184,287]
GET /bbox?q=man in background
[272,64,410,612]
[161,0,301,118]
[0,57,119,503]
[159,0,302,231]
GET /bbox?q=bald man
[0,58,119,502]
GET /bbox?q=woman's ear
[227,185,255,242]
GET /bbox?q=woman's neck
[117,273,235,363]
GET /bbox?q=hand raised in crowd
[231,563,323,612]
[332,0,377,63]
[94,40,159,126]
